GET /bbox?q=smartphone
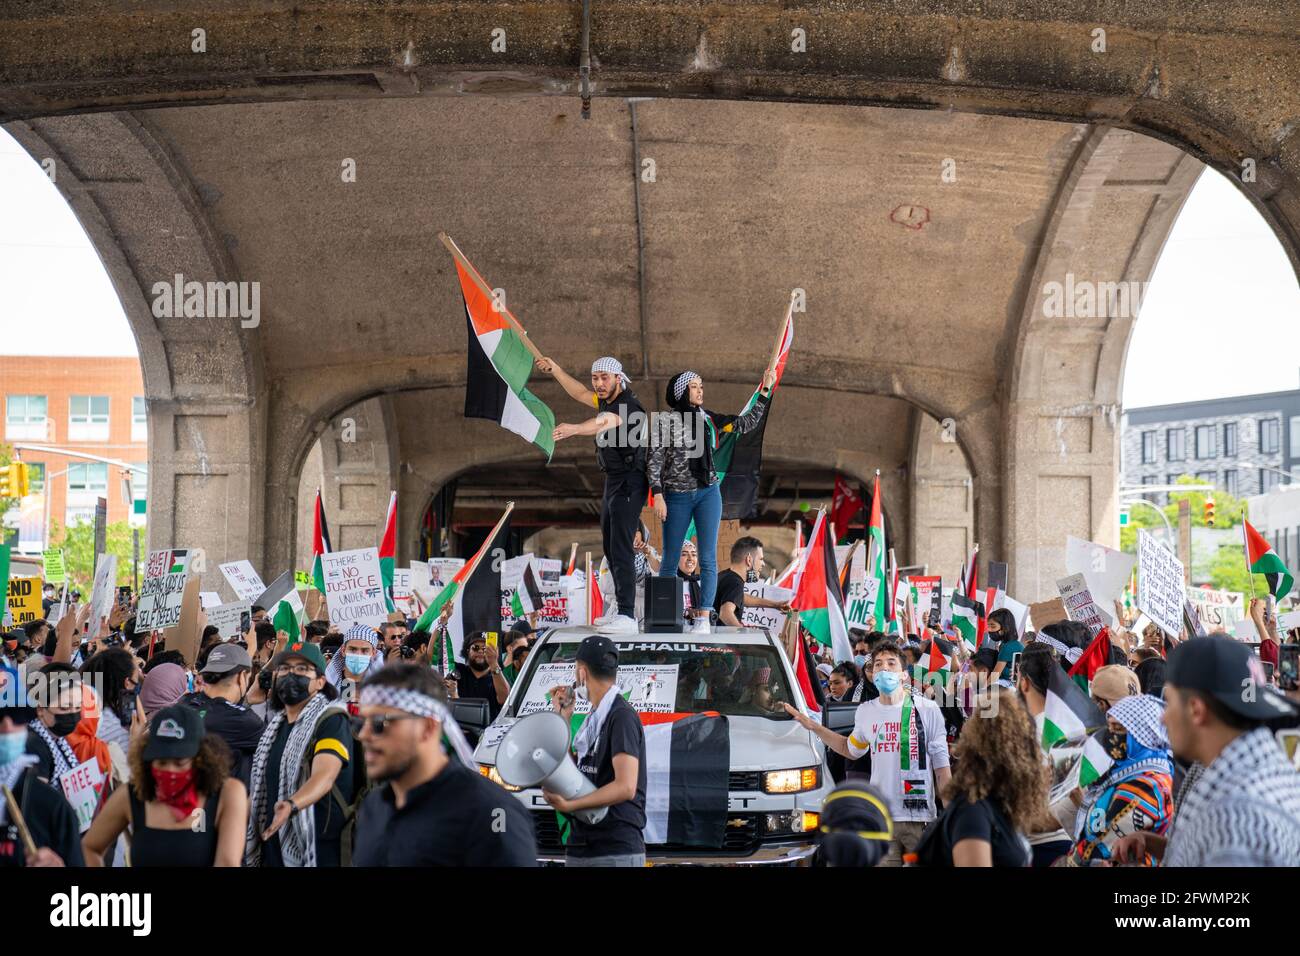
[1280,644,1299,685]
[485,632,498,652]
[116,585,132,607]
[1010,652,1022,684]
[1276,729,1300,770]
[1260,661,1275,683]
[239,610,251,635]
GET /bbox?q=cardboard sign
[1136,531,1186,639]
[1057,573,1106,638]
[6,576,41,624]
[58,758,107,833]
[136,549,192,630]
[500,553,534,621]
[1182,597,1208,639]
[207,600,252,640]
[200,591,222,609]
[1066,535,1137,626]
[321,547,388,630]
[742,584,793,635]
[845,576,880,628]
[219,560,266,603]
[42,549,66,584]
[909,575,942,629]
[88,554,118,635]
[1028,597,1068,631]
[1185,588,1245,633]
[164,577,203,666]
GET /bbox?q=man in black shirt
[538,355,647,636]
[353,664,536,866]
[714,536,791,627]
[543,635,647,866]
[182,643,264,787]
[454,631,510,721]
[1,671,83,867]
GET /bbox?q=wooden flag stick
[585,552,594,626]
[2,784,37,859]
[566,542,579,577]
[438,232,544,361]
[765,292,796,378]
[463,501,516,585]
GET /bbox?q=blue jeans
[658,482,722,613]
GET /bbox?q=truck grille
[531,811,761,854]
[728,770,762,792]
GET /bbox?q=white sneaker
[598,615,638,636]
[592,612,618,627]
[690,616,711,635]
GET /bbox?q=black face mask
[276,673,312,706]
[50,712,80,737]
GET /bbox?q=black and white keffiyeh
[670,371,699,402]
[591,356,629,387]
[1108,694,1168,751]
[572,683,620,764]
[1033,633,1083,665]
[243,691,345,867]
[324,624,384,688]
[358,685,477,767]
[30,719,77,780]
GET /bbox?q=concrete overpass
[3,1,1297,600]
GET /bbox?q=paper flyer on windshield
[518,662,681,715]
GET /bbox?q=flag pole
[585,552,594,626]
[765,292,796,379]
[566,542,579,577]
[1242,501,1255,598]
[438,232,544,361]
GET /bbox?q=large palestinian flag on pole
[950,591,983,650]
[792,509,854,663]
[866,472,888,628]
[379,490,397,612]
[1245,520,1294,600]
[510,559,544,619]
[415,505,513,658]
[642,712,730,846]
[310,489,331,594]
[713,298,794,519]
[1041,661,1105,750]
[452,244,556,459]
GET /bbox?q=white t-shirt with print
[846,693,951,823]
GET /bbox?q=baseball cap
[816,662,834,679]
[1167,637,1299,720]
[512,620,535,636]
[0,665,36,723]
[575,634,618,671]
[269,639,327,676]
[202,642,251,676]
[142,703,205,761]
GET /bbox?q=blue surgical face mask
[0,729,27,765]
[873,670,902,695]
[344,654,371,675]
[853,654,868,669]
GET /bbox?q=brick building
[1,355,147,551]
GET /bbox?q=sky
[1,128,1298,405]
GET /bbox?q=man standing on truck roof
[542,635,647,866]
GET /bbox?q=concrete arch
[4,113,265,587]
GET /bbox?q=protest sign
[200,591,222,609]
[165,577,203,666]
[207,600,251,640]
[6,576,41,625]
[58,758,107,833]
[1137,530,1185,639]
[536,558,562,588]
[845,577,880,628]
[321,547,388,630]
[998,593,1029,636]
[1057,573,1106,638]
[909,576,942,629]
[1184,587,1245,633]
[1066,535,1136,626]
[391,567,413,614]
[742,584,793,635]
[518,662,681,716]
[427,558,465,590]
[136,549,192,631]
[500,553,533,621]
[89,554,118,634]
[219,560,266,603]
[1028,597,1068,631]
[42,549,66,584]
[987,561,1009,593]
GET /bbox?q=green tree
[1205,543,1269,598]
[0,442,17,515]
[1120,473,1249,551]
[47,519,145,594]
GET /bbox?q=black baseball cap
[575,634,618,671]
[201,642,251,676]
[142,703,205,761]
[512,620,535,636]
[1167,637,1299,720]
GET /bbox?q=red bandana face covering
[151,767,201,822]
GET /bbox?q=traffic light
[0,463,30,499]
[1204,496,1216,527]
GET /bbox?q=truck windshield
[509,637,795,721]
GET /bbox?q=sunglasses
[350,713,425,736]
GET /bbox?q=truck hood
[474,713,817,770]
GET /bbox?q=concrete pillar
[910,413,976,581]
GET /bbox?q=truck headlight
[762,767,820,794]
[764,810,820,834]
[478,764,521,792]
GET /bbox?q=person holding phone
[1250,597,1281,678]
[451,631,509,721]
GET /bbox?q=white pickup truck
[471,625,835,865]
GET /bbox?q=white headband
[359,684,478,767]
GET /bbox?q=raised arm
[553,412,621,443]
[536,356,596,406]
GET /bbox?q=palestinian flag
[414,516,511,658]
[642,712,730,846]
[587,569,604,625]
[310,489,332,594]
[379,491,397,612]
[167,552,188,574]
[712,306,793,519]
[1245,520,1294,601]
[950,591,983,649]
[915,636,953,687]
[271,588,305,642]
[792,510,854,663]
[793,634,824,715]
[510,560,543,619]
[457,257,556,459]
[1041,661,1104,750]
[958,546,979,600]
[1068,626,1112,694]
[1078,729,1116,788]
[865,473,888,628]
[830,475,863,544]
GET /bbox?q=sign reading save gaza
[135,549,192,630]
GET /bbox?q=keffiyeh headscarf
[591,357,629,387]
[30,718,77,780]
[325,624,384,689]
[670,371,700,403]
[358,684,477,767]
